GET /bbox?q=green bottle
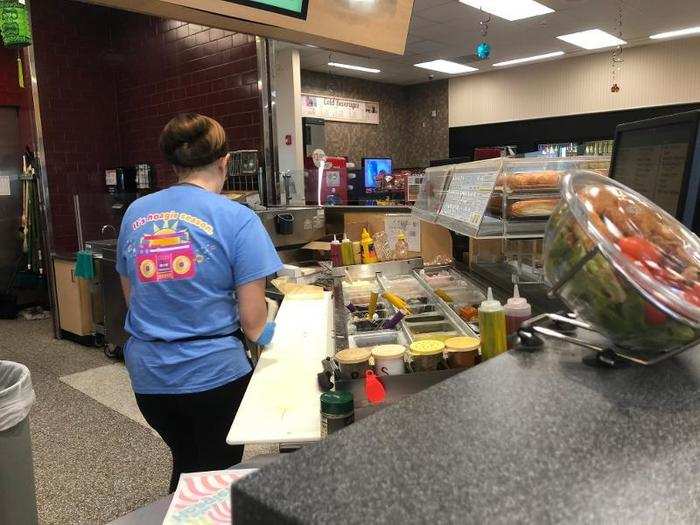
[478,287,507,360]
[341,232,355,266]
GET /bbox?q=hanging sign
[301,93,379,125]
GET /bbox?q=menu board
[224,0,308,18]
[614,143,688,215]
[301,93,380,125]
[439,170,499,230]
[612,120,695,218]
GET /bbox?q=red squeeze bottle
[365,370,386,405]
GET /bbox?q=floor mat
[59,363,279,458]
[59,363,154,432]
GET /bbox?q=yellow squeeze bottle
[478,287,507,360]
[360,228,378,264]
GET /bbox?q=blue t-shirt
[116,185,282,394]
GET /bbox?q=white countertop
[227,292,334,445]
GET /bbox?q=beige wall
[449,38,700,128]
[301,71,449,168]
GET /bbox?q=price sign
[439,171,499,230]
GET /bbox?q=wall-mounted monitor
[610,110,700,232]
[363,158,392,188]
[224,0,309,19]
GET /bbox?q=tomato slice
[644,303,667,325]
[684,288,700,308]
[618,236,662,264]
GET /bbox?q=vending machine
[304,156,348,205]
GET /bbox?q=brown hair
[159,113,228,168]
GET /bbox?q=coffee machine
[105,163,154,217]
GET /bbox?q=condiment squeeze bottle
[365,370,386,404]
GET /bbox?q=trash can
[0,361,38,525]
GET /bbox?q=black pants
[135,373,252,493]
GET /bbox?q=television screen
[363,158,392,188]
[225,0,309,19]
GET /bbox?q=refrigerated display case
[412,155,611,283]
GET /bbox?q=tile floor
[0,318,274,524]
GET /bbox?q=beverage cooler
[304,156,348,205]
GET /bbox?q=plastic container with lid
[409,340,445,372]
[543,171,700,362]
[505,285,532,336]
[478,287,507,360]
[320,390,354,437]
[394,231,409,260]
[444,336,480,369]
[372,344,406,376]
[334,348,372,380]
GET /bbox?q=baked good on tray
[496,170,562,191]
[487,195,560,218]
[509,198,560,218]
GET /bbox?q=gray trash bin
[0,360,38,525]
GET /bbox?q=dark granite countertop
[231,340,700,524]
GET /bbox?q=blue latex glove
[255,321,276,346]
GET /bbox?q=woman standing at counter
[116,113,282,492]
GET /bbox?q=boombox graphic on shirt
[136,229,197,283]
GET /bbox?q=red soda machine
[304,156,348,205]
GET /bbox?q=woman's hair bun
[159,113,229,168]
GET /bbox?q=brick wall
[31,0,122,252]
[31,0,263,252]
[111,12,262,188]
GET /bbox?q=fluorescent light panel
[493,51,564,67]
[650,26,700,39]
[414,60,478,74]
[557,29,626,50]
[459,0,554,21]
[328,62,380,73]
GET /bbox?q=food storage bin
[405,314,446,324]
[445,337,480,369]
[334,348,372,380]
[350,331,401,348]
[543,171,700,363]
[409,321,456,335]
[371,344,407,376]
[409,340,446,372]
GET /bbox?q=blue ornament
[476,41,491,60]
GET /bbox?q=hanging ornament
[610,1,624,93]
[1,0,32,89]
[475,11,491,60]
[0,0,32,48]
[476,42,491,60]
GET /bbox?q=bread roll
[496,170,562,191]
[509,198,560,217]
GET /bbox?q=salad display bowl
[543,171,700,364]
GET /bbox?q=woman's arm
[236,277,268,342]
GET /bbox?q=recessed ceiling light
[414,60,478,74]
[459,0,554,21]
[557,29,626,49]
[493,51,565,67]
[328,62,380,73]
[650,26,700,40]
